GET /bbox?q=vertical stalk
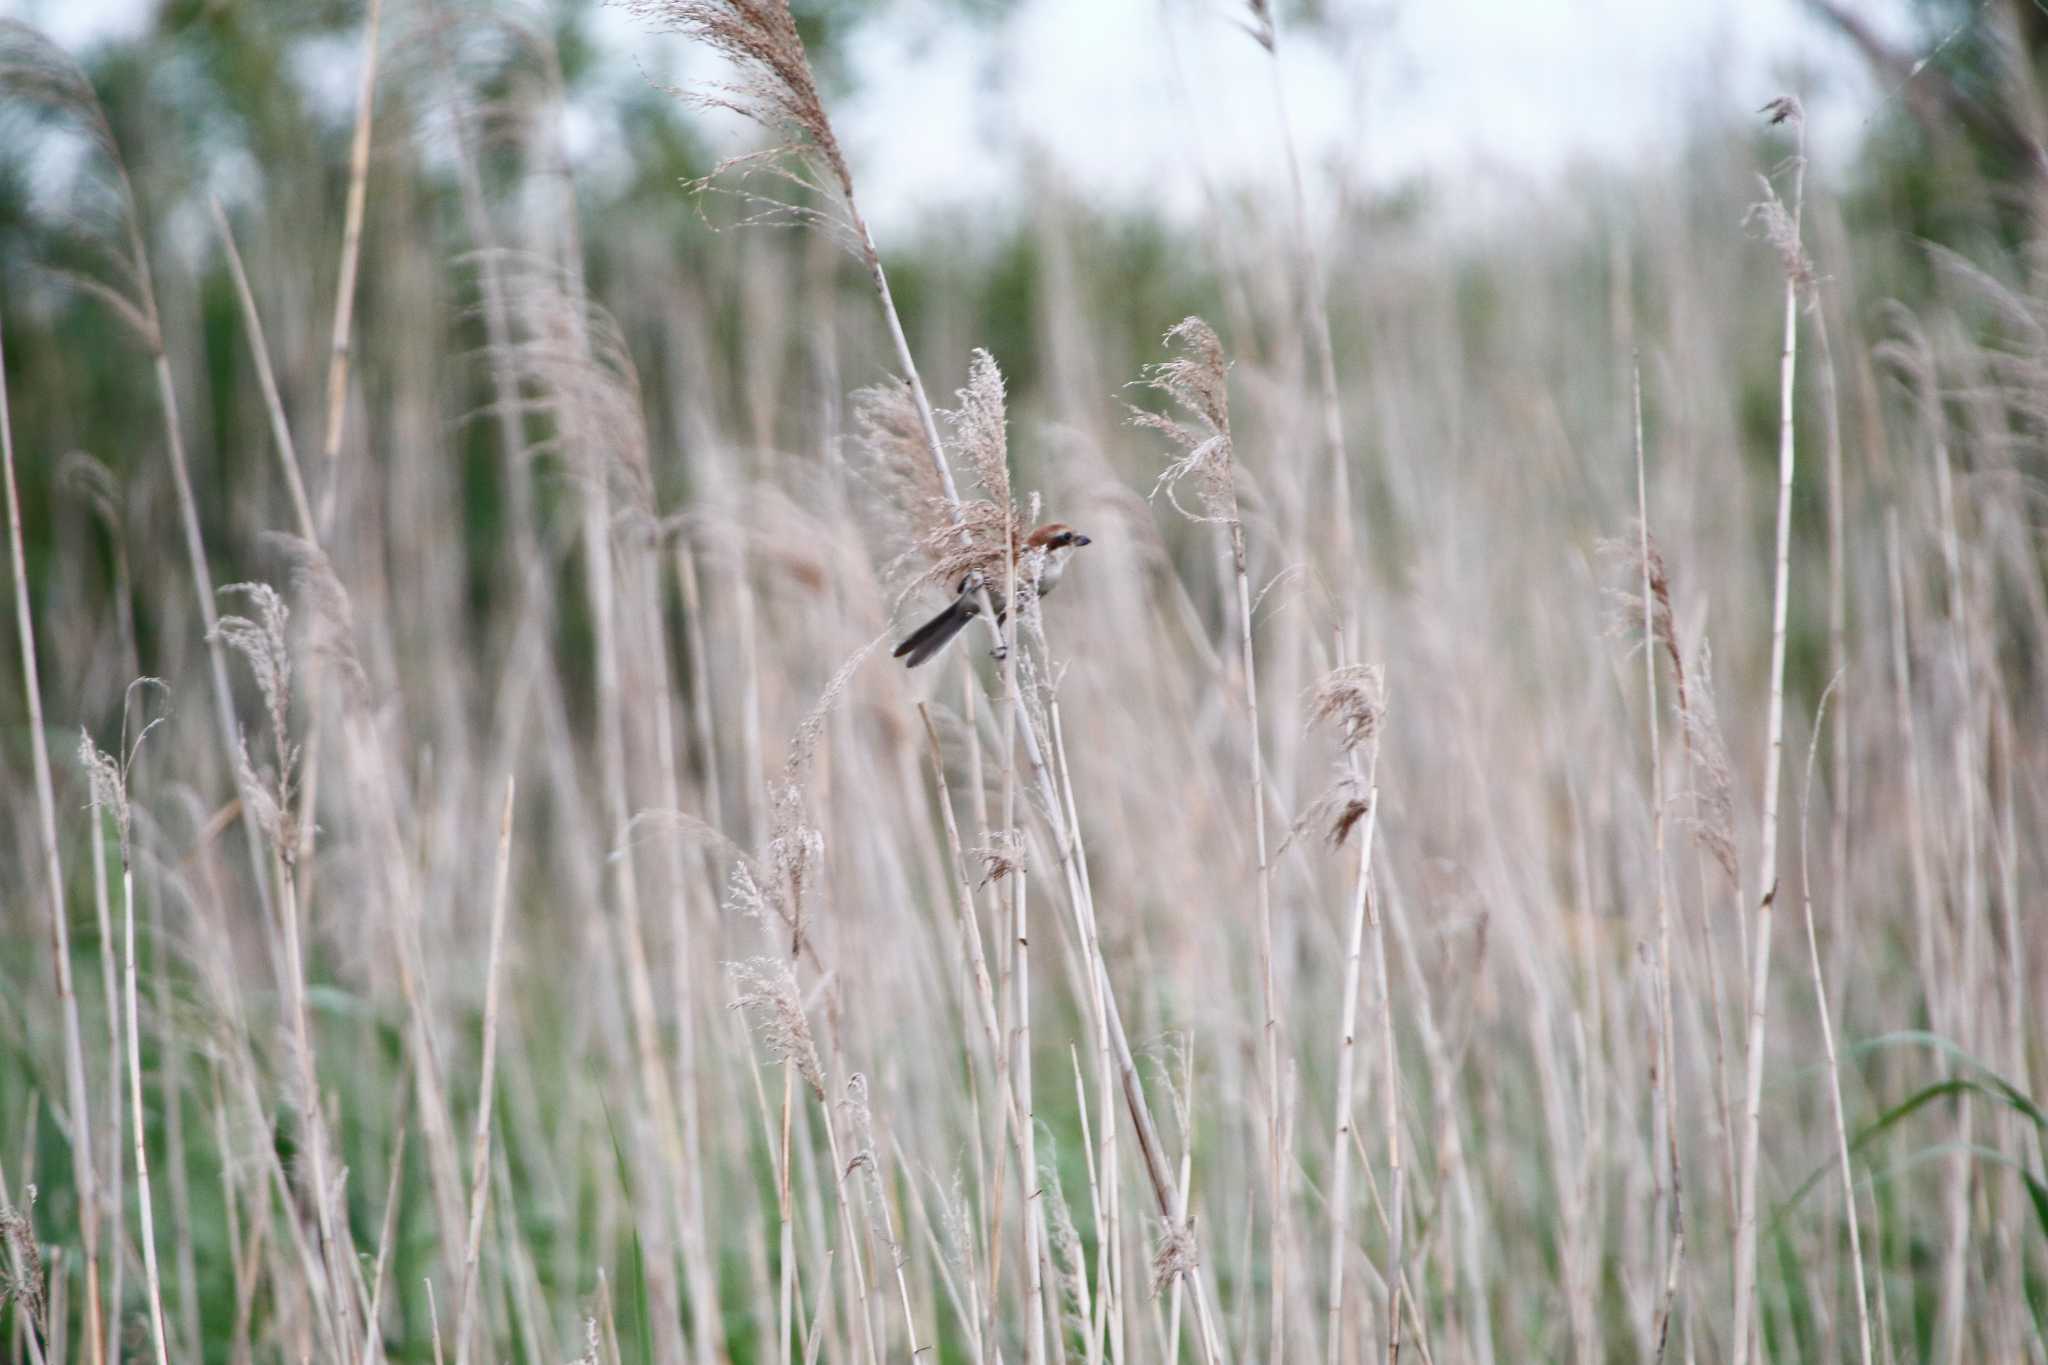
[314,0,385,539]
[1633,364,1685,1360]
[1229,508,1285,1365]
[121,841,172,1365]
[1370,849,1402,1365]
[999,519,1049,1365]
[1796,686,1873,1365]
[86,800,126,1365]
[0,304,104,1365]
[1732,103,1804,1365]
[1324,738,1382,1364]
[829,82,1223,1359]
[453,780,517,1365]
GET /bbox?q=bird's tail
[894,594,978,668]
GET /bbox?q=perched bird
[893,522,1092,668]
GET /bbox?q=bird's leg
[963,570,1008,662]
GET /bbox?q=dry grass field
[1,3,2045,1363]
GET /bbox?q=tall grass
[3,5,2046,1364]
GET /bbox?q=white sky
[607,0,1921,234]
[21,0,1924,236]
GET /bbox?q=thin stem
[1229,510,1285,1365]
[1325,736,1383,1365]
[314,0,385,539]
[209,200,317,544]
[1633,362,1685,1358]
[1732,109,1805,1365]
[0,304,104,1365]
[121,854,172,1365]
[1798,681,1873,1365]
[358,1108,409,1365]
[454,779,517,1365]
[999,518,1049,1365]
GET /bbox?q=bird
[893,522,1092,668]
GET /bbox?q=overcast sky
[24,0,1922,234]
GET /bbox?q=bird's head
[1024,522,1092,555]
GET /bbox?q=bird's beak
[1072,533,1092,546]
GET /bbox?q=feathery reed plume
[1134,318,1238,524]
[624,0,860,250]
[488,253,657,519]
[724,636,883,955]
[1302,664,1384,848]
[976,827,1024,886]
[57,450,121,536]
[1600,524,1699,778]
[211,585,302,859]
[922,351,1019,589]
[634,0,972,546]
[855,351,1023,610]
[728,957,825,1099]
[1150,1216,1200,1300]
[1309,664,1385,756]
[0,1193,45,1344]
[0,21,156,347]
[1679,642,1738,887]
[266,534,371,710]
[853,379,951,560]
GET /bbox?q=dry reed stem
[1796,677,1874,1365]
[635,551,724,1365]
[83,765,124,1365]
[425,1276,446,1365]
[211,197,333,910]
[1632,362,1686,1360]
[454,779,516,1365]
[1320,659,1384,1365]
[1048,696,1124,1364]
[359,1108,409,1365]
[1251,4,1351,585]
[315,0,385,538]
[210,201,318,543]
[5,14,291,1041]
[551,258,693,1365]
[1139,316,1282,1360]
[641,8,1227,1350]
[1370,810,1402,1365]
[991,397,1050,1365]
[213,581,354,1358]
[845,1077,923,1359]
[119,814,172,1365]
[0,302,105,1365]
[79,733,172,1365]
[1731,94,1805,1365]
